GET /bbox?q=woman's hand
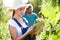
[26,26,34,35]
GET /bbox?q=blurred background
[0,0,60,40]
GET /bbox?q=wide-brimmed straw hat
[3,0,28,10]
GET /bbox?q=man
[22,4,39,40]
[23,4,38,27]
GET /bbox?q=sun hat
[3,0,28,10]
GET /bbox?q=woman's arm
[9,25,34,40]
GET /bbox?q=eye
[20,8,23,11]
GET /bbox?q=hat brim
[8,4,32,12]
[8,4,29,12]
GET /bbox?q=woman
[4,0,34,40]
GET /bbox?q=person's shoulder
[32,13,39,18]
[8,18,16,27]
[32,13,37,16]
[8,19,15,24]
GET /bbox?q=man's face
[27,7,33,13]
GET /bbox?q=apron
[12,18,31,40]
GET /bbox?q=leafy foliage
[0,0,11,40]
[36,0,60,40]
